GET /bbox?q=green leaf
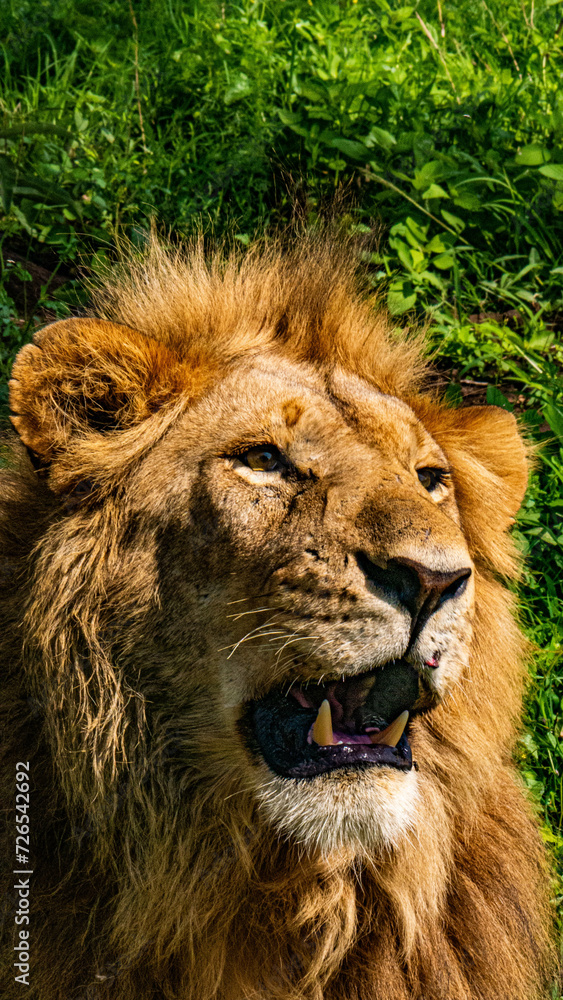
[543,403,563,440]
[390,216,429,248]
[412,159,448,190]
[421,183,449,199]
[433,252,455,269]
[74,108,88,132]
[515,144,551,166]
[538,164,563,181]
[418,269,445,289]
[278,110,303,126]
[224,74,252,105]
[396,243,414,270]
[410,248,426,270]
[364,126,396,151]
[297,82,327,102]
[426,233,455,253]
[441,209,465,232]
[520,732,538,754]
[452,192,481,211]
[486,385,514,411]
[11,204,34,234]
[387,279,416,314]
[330,138,370,160]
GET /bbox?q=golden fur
[0,236,555,998]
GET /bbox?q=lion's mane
[0,237,555,999]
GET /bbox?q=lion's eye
[240,446,287,472]
[417,467,447,492]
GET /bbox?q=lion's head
[1,238,553,999]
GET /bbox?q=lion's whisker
[274,635,321,656]
[221,624,289,658]
[225,592,274,606]
[227,606,283,621]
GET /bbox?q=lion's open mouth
[247,660,419,778]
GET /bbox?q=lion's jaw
[147,361,475,856]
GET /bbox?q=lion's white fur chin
[254,764,420,855]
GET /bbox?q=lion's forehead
[183,357,438,470]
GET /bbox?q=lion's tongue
[311,699,408,748]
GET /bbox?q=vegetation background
[1,0,562,970]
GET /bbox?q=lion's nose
[356,552,471,625]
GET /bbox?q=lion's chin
[253,763,420,855]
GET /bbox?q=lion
[0,235,555,1000]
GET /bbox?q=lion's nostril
[355,552,420,616]
[439,572,469,606]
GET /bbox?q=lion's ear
[445,404,529,512]
[9,318,183,462]
[426,404,529,571]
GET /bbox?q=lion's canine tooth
[312,699,336,746]
[369,710,409,747]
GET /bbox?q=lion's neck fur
[101,755,550,1000]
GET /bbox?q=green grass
[1,0,563,956]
